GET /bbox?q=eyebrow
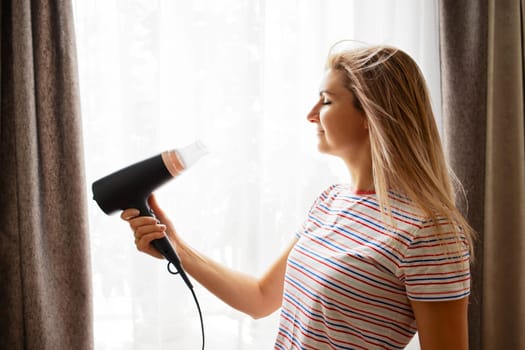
[319,90,336,96]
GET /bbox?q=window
[73,1,438,348]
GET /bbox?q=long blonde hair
[326,44,475,260]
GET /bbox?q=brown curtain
[0,1,93,349]
[439,0,525,349]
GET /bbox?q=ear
[363,118,369,130]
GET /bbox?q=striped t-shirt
[275,184,470,350]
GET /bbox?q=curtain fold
[439,0,525,349]
[0,1,93,349]
[438,2,488,349]
[483,0,525,348]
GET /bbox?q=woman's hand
[120,194,179,259]
[122,193,295,318]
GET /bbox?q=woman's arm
[121,194,296,319]
[410,297,469,350]
[179,237,295,319]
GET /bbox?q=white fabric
[72,1,439,349]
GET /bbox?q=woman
[122,45,474,349]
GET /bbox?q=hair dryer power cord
[168,262,205,350]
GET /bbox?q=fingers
[121,208,140,221]
[146,194,178,239]
[148,194,160,211]
[119,196,178,260]
[132,221,166,240]
[129,218,167,259]
[148,194,169,223]
[128,216,165,241]
[134,232,166,259]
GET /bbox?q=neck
[348,167,374,192]
[343,149,374,193]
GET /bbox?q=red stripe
[406,266,470,278]
[406,275,470,287]
[285,279,416,338]
[295,247,408,303]
[288,262,414,318]
[301,232,405,292]
[279,305,375,349]
[308,213,405,270]
[407,287,470,297]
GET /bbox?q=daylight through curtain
[73,1,440,348]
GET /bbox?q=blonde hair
[326,44,475,260]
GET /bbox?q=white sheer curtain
[73,1,439,349]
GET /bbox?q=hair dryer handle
[133,198,193,289]
[134,197,155,218]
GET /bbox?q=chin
[317,144,342,159]
[317,143,331,155]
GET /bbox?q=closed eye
[319,90,334,105]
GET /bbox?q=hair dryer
[91,140,208,289]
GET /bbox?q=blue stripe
[285,276,415,337]
[283,292,362,338]
[408,290,470,301]
[280,308,357,349]
[338,192,424,226]
[361,197,421,225]
[407,272,470,282]
[403,252,470,264]
[284,278,412,348]
[307,235,396,275]
[288,258,413,313]
[296,243,406,293]
[309,209,405,263]
[410,235,461,245]
[276,326,304,349]
[274,341,286,350]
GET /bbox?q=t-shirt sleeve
[399,220,471,301]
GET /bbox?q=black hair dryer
[91,141,208,288]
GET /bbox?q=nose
[306,102,320,123]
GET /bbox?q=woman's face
[307,69,369,160]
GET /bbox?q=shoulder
[390,192,471,264]
[398,213,471,301]
[320,183,343,199]
[309,184,345,208]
